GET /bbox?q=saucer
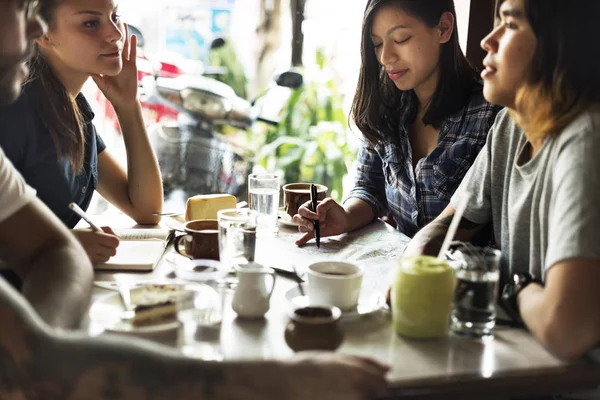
[278,208,298,227]
[284,285,387,321]
[172,258,230,283]
[164,249,190,263]
[89,282,215,336]
[163,216,185,232]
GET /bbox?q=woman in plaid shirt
[295,0,501,243]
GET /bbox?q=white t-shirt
[0,146,36,223]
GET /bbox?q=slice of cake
[129,284,194,326]
[132,301,177,326]
[185,194,236,221]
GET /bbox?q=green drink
[392,256,455,338]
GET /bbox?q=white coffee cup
[307,262,363,311]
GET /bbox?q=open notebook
[94,228,174,271]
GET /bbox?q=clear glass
[248,173,280,236]
[449,245,501,338]
[217,208,258,268]
[177,285,229,360]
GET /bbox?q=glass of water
[449,244,501,338]
[217,208,258,268]
[177,285,227,360]
[248,173,280,236]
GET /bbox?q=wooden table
[89,217,600,400]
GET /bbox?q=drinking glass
[217,208,258,268]
[177,286,228,360]
[449,245,501,338]
[248,173,280,236]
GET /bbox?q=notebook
[94,228,174,272]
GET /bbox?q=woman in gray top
[405,0,600,360]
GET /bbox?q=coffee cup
[282,183,328,218]
[174,220,219,260]
[307,261,363,311]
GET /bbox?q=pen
[292,265,305,296]
[272,266,305,283]
[310,184,320,248]
[68,202,103,232]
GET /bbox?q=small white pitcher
[232,263,276,318]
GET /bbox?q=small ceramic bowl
[284,305,344,352]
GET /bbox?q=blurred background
[86,0,476,215]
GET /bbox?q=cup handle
[264,271,277,301]
[174,234,193,259]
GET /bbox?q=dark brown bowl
[284,305,344,352]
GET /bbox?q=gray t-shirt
[451,107,600,281]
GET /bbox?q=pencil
[310,184,320,248]
[68,202,103,232]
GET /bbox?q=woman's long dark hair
[351,0,480,146]
[505,0,600,139]
[25,0,86,171]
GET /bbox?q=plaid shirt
[346,87,501,237]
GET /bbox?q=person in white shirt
[0,1,388,398]
[0,0,93,329]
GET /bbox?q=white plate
[284,285,387,320]
[278,208,299,228]
[89,282,216,335]
[163,216,186,232]
[170,257,230,283]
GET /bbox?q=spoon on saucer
[117,284,135,320]
[153,212,183,217]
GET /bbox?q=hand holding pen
[69,203,120,263]
[69,203,103,232]
[310,184,321,248]
[293,195,350,247]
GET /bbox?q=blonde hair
[506,0,600,140]
[511,72,591,141]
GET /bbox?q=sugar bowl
[284,305,344,352]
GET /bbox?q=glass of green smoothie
[391,256,456,339]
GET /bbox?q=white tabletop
[88,217,600,399]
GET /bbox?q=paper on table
[260,221,409,270]
[113,228,172,241]
[94,228,172,272]
[257,220,410,300]
[95,241,167,271]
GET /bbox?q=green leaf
[244,48,359,200]
[277,146,304,169]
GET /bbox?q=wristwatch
[500,272,540,324]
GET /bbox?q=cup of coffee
[282,183,328,218]
[174,220,219,260]
[307,261,363,311]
